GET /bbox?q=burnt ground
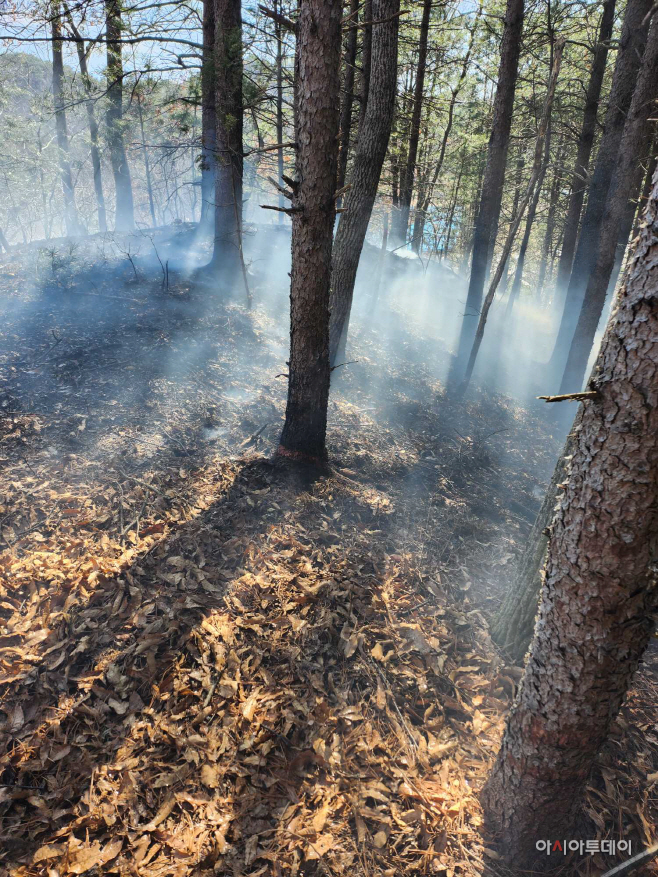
[0,227,656,877]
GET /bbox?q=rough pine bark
[337,0,359,193]
[210,0,243,276]
[105,0,135,232]
[275,0,285,218]
[547,0,651,373]
[554,0,616,295]
[560,16,658,393]
[481,167,658,870]
[51,4,80,237]
[358,0,373,130]
[450,0,524,381]
[393,0,431,244]
[200,0,216,229]
[328,0,400,365]
[278,0,342,461]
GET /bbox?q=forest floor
[0,228,657,877]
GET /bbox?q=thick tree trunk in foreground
[449,0,524,382]
[554,0,616,296]
[482,170,658,870]
[560,17,658,393]
[105,0,135,232]
[51,5,80,237]
[358,0,373,130]
[328,0,400,366]
[337,0,359,193]
[547,0,651,374]
[393,0,431,244]
[210,0,243,278]
[278,0,341,461]
[200,0,216,229]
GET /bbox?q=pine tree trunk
[337,0,359,193]
[211,0,243,277]
[547,0,651,374]
[536,140,565,294]
[137,95,157,227]
[328,0,400,366]
[200,0,216,229]
[51,5,80,237]
[278,0,342,461]
[358,0,373,129]
[393,0,431,244]
[105,0,135,232]
[481,167,658,870]
[449,0,524,382]
[560,16,658,393]
[554,0,616,296]
[274,0,285,219]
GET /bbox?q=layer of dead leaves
[0,235,657,877]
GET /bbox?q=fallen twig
[537,391,600,403]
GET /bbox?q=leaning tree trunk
[547,0,651,375]
[337,0,359,193]
[481,167,658,872]
[328,0,400,366]
[210,0,244,278]
[393,0,431,245]
[456,38,564,395]
[51,3,80,237]
[491,423,577,662]
[200,0,216,229]
[278,0,342,461]
[560,16,658,394]
[449,0,524,384]
[536,140,565,294]
[105,0,135,232]
[553,0,616,297]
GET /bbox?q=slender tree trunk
[560,16,658,393]
[491,424,577,662]
[547,0,651,374]
[65,6,107,233]
[372,210,389,303]
[328,0,401,365]
[441,160,465,258]
[411,10,480,254]
[278,0,342,461]
[105,0,135,232]
[51,3,79,237]
[457,38,564,395]
[137,94,157,227]
[275,0,285,219]
[505,127,552,316]
[536,140,565,294]
[337,0,359,193]
[0,227,10,251]
[482,169,658,870]
[554,0,616,296]
[358,0,373,129]
[449,0,524,382]
[393,0,431,244]
[200,0,216,228]
[211,0,243,277]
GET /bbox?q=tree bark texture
[393,0,431,244]
[357,0,373,130]
[337,0,359,193]
[548,0,651,373]
[554,0,616,295]
[327,0,400,366]
[278,0,342,461]
[450,0,524,379]
[481,168,658,869]
[200,0,216,228]
[560,16,658,393]
[51,4,80,237]
[211,0,244,275]
[105,0,135,232]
